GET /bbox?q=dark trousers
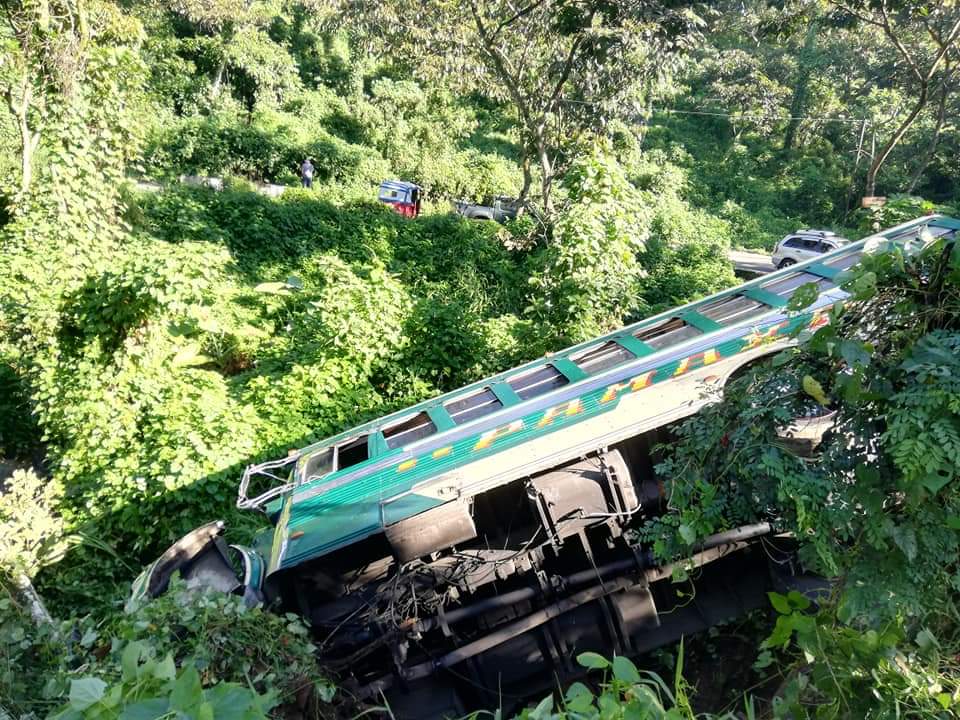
[302,177,312,188]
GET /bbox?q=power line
[557,97,869,124]
[654,107,868,123]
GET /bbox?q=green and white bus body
[130,215,958,712]
[250,214,957,572]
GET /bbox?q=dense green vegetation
[2,0,960,717]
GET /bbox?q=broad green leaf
[80,628,98,648]
[890,525,918,561]
[205,685,256,720]
[916,628,939,652]
[753,649,774,670]
[314,680,336,703]
[678,523,696,545]
[768,592,791,615]
[577,651,610,669]
[786,590,811,611]
[253,282,292,295]
[121,641,144,681]
[118,698,169,720]
[198,317,221,333]
[772,349,796,367]
[169,666,202,712]
[763,615,796,649]
[68,678,107,711]
[851,270,877,300]
[154,654,176,682]
[787,282,818,311]
[172,344,213,368]
[839,339,871,368]
[564,681,592,702]
[921,470,952,494]
[529,694,553,719]
[612,655,641,683]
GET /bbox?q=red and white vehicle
[378,180,422,218]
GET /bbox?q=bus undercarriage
[163,418,827,717]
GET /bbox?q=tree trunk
[864,82,927,197]
[845,119,868,214]
[211,56,228,99]
[536,125,553,215]
[518,149,532,206]
[6,81,37,199]
[906,84,948,193]
[19,122,33,198]
[783,22,818,151]
[861,8,960,197]
[15,573,53,626]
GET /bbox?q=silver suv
[771,230,848,269]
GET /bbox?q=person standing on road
[300,158,314,189]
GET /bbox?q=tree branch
[878,2,924,83]
[490,0,545,43]
[906,78,948,192]
[545,18,590,114]
[923,15,960,82]
[469,0,531,126]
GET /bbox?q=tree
[324,0,702,212]
[0,0,91,198]
[833,0,960,197]
[783,20,819,151]
[162,0,301,109]
[905,61,957,193]
[527,144,651,342]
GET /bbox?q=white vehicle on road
[771,230,848,269]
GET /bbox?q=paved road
[729,249,775,276]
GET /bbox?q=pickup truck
[452,195,520,222]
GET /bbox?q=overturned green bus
[131,215,959,716]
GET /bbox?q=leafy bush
[855,194,957,233]
[1,577,333,720]
[761,592,960,719]
[638,197,736,313]
[0,352,40,458]
[715,200,800,252]
[512,648,742,719]
[50,662,274,720]
[650,230,960,714]
[1,581,64,718]
[528,147,652,347]
[0,469,67,579]
[143,111,390,188]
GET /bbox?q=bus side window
[302,447,334,481]
[635,318,701,350]
[337,435,369,470]
[383,412,436,450]
[763,272,833,298]
[445,388,503,425]
[508,365,568,400]
[572,341,635,375]
[698,295,768,325]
